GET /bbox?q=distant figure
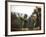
[28,13,37,30]
[23,14,28,28]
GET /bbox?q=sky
[11,5,36,18]
[10,2,43,18]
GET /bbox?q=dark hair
[24,14,27,18]
[38,8,41,12]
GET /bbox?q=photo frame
[5,1,45,36]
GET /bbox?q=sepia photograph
[5,1,45,36]
[11,5,41,31]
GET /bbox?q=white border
[7,2,44,35]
